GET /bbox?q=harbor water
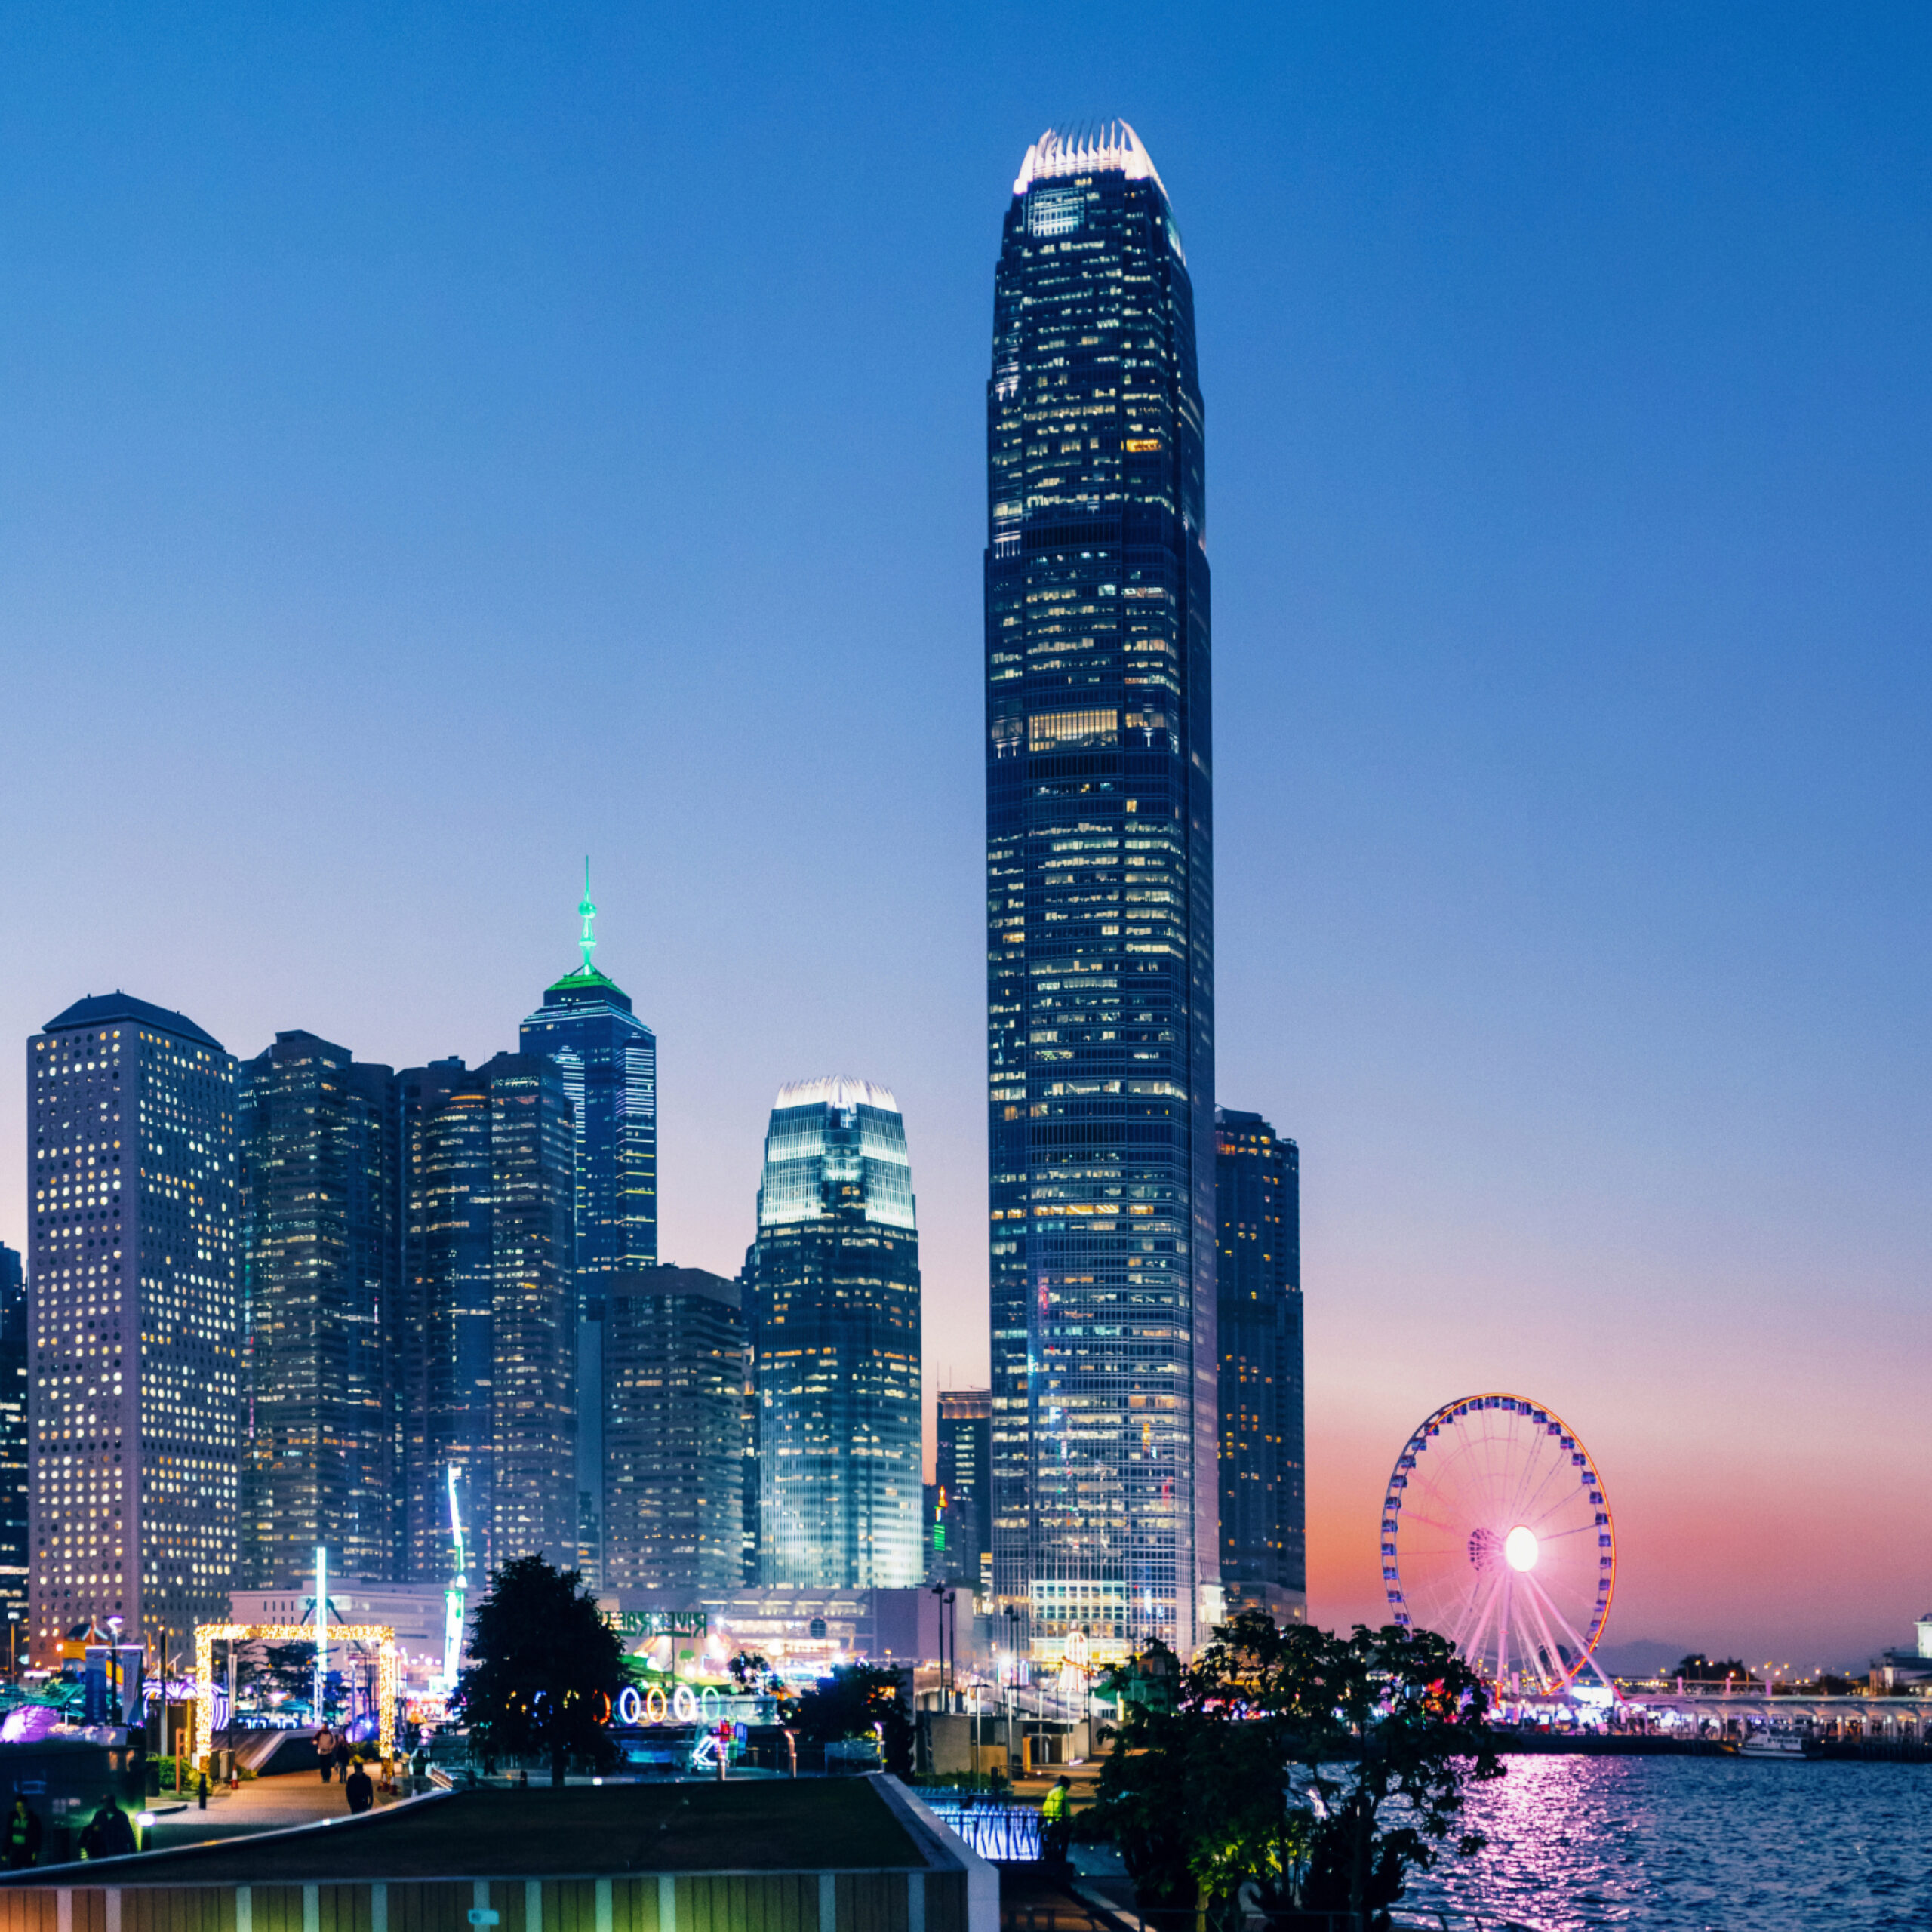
[1402,1754,1932,1929]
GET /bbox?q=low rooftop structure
[0,1778,993,1932]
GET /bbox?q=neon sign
[608,1611,708,1638]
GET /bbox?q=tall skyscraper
[235,1032,401,1588]
[935,1388,992,1598]
[602,1266,746,1595]
[1214,1109,1304,1623]
[399,1052,577,1583]
[984,124,1217,1657]
[520,870,657,1587]
[0,1244,26,1638]
[27,995,238,1666]
[749,1078,921,1589]
[399,1057,488,1584]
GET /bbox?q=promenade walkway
[143,1771,408,1851]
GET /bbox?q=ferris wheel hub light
[1504,1526,1539,1572]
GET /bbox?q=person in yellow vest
[1041,1775,1072,1867]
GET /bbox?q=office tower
[984,123,1217,1657]
[235,1032,401,1589]
[935,1388,992,1598]
[601,1266,746,1595]
[0,1244,26,1641]
[749,1079,921,1589]
[520,871,657,1587]
[1214,1109,1304,1622]
[399,1053,576,1583]
[26,995,238,1666]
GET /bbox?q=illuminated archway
[195,1623,398,1767]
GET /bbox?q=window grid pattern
[26,999,240,1667]
[985,146,1217,1660]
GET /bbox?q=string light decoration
[195,1622,398,1767]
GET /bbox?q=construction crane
[441,1466,469,1694]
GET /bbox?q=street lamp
[1001,1605,1022,1780]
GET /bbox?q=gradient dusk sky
[0,3,1925,1666]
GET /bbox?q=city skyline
[0,5,1926,1663]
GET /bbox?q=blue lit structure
[984,125,1217,1658]
[521,868,658,1586]
[749,1079,921,1589]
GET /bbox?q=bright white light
[1504,1527,1539,1571]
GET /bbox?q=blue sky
[0,2,1925,1657]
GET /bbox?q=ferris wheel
[1381,1392,1615,1694]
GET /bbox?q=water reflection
[1401,1756,1932,1930]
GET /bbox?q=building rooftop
[533,963,635,1012]
[1012,122,1167,199]
[606,1265,740,1308]
[7,1782,947,1884]
[42,992,225,1053]
[773,1076,900,1115]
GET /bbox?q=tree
[728,1651,776,1694]
[1672,1655,1756,1686]
[1083,1614,1502,1932]
[248,1641,319,1709]
[452,1555,626,1786]
[782,1663,913,1777]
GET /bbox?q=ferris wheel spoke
[1515,1448,1583,1527]
[1521,1566,1613,1688]
[1449,1561,1505,1662]
[1532,1519,1597,1542]
[1506,1444,1564,1525]
[1520,1576,1572,1690]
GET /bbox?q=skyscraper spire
[577,857,597,972]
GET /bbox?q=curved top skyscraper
[986,123,1216,1660]
[749,1078,921,1589]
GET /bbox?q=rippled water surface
[1400,1755,1932,1930]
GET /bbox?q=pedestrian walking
[5,1796,42,1869]
[316,1727,337,1783]
[196,1770,210,1811]
[332,1736,352,1782]
[344,1759,374,1815]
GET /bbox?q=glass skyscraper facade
[520,878,657,1585]
[27,994,239,1666]
[602,1265,746,1595]
[236,1031,401,1587]
[398,1052,577,1583]
[749,1078,921,1589]
[1214,1108,1304,1622]
[935,1387,992,1597]
[985,124,1217,1659]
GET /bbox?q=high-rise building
[26,995,239,1666]
[749,1079,921,1589]
[235,1032,401,1589]
[1214,1109,1303,1623]
[399,1052,576,1583]
[0,1244,26,1641]
[520,871,657,1587]
[935,1388,992,1598]
[602,1266,746,1595]
[984,123,1217,1658]
[399,1057,488,1585]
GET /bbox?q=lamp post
[930,1583,947,1711]
[1001,1604,1022,1780]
